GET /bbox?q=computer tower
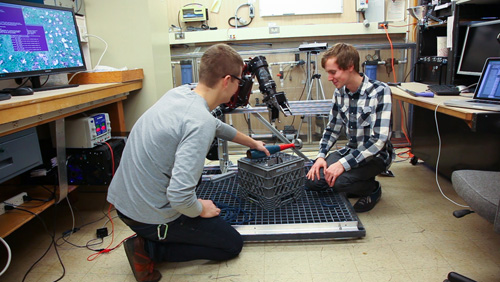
[66,138,126,185]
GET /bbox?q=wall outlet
[175,32,185,39]
[378,22,388,29]
[269,26,280,34]
[0,192,27,215]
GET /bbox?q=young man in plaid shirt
[306,43,394,212]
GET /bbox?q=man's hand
[306,157,327,181]
[324,161,345,187]
[252,140,270,157]
[198,199,221,218]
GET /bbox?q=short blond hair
[198,44,243,88]
[321,43,360,73]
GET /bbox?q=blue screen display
[0,1,85,78]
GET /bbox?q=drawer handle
[0,157,13,169]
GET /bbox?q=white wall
[83,0,173,131]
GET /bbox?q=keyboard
[427,84,460,96]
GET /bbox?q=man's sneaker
[124,235,162,282]
[353,182,381,213]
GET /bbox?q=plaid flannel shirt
[317,73,394,171]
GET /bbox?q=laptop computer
[444,57,500,111]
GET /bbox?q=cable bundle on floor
[211,191,254,225]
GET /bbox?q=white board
[259,0,343,17]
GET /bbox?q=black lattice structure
[238,153,305,210]
[197,166,366,241]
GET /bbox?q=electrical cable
[75,0,84,14]
[211,191,254,225]
[403,63,416,83]
[0,237,11,277]
[68,33,108,84]
[382,24,397,84]
[12,206,64,282]
[56,208,109,248]
[51,204,66,282]
[289,73,308,127]
[103,141,115,176]
[84,34,108,68]
[64,196,76,242]
[228,16,253,28]
[434,102,469,208]
[382,24,413,153]
[228,3,254,28]
[87,204,117,261]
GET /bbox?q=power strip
[0,192,27,215]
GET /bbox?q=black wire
[40,75,50,87]
[55,211,108,247]
[290,72,308,126]
[50,204,66,282]
[227,16,253,28]
[15,207,64,282]
[403,62,416,82]
[75,0,83,14]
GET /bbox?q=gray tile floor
[1,147,499,281]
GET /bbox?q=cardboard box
[68,68,144,84]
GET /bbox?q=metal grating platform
[197,170,365,242]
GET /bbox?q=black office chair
[444,272,476,282]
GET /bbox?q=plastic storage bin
[237,153,305,210]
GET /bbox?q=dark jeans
[117,210,243,263]
[305,151,386,196]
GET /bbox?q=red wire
[104,141,115,176]
[87,204,117,261]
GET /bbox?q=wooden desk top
[0,81,142,238]
[390,82,498,128]
[0,81,142,137]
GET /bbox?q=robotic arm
[217,56,292,122]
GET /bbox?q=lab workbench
[390,82,500,178]
[0,81,142,238]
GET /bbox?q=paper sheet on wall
[259,0,343,16]
[365,0,385,23]
[387,0,405,22]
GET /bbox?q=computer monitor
[457,19,500,76]
[0,0,86,90]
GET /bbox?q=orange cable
[383,24,413,156]
[382,24,397,84]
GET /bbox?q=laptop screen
[475,58,500,101]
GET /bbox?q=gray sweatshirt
[107,84,237,224]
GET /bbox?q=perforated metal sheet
[197,171,365,241]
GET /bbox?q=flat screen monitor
[457,19,500,76]
[0,0,86,90]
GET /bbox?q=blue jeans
[118,210,243,263]
[305,151,386,196]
